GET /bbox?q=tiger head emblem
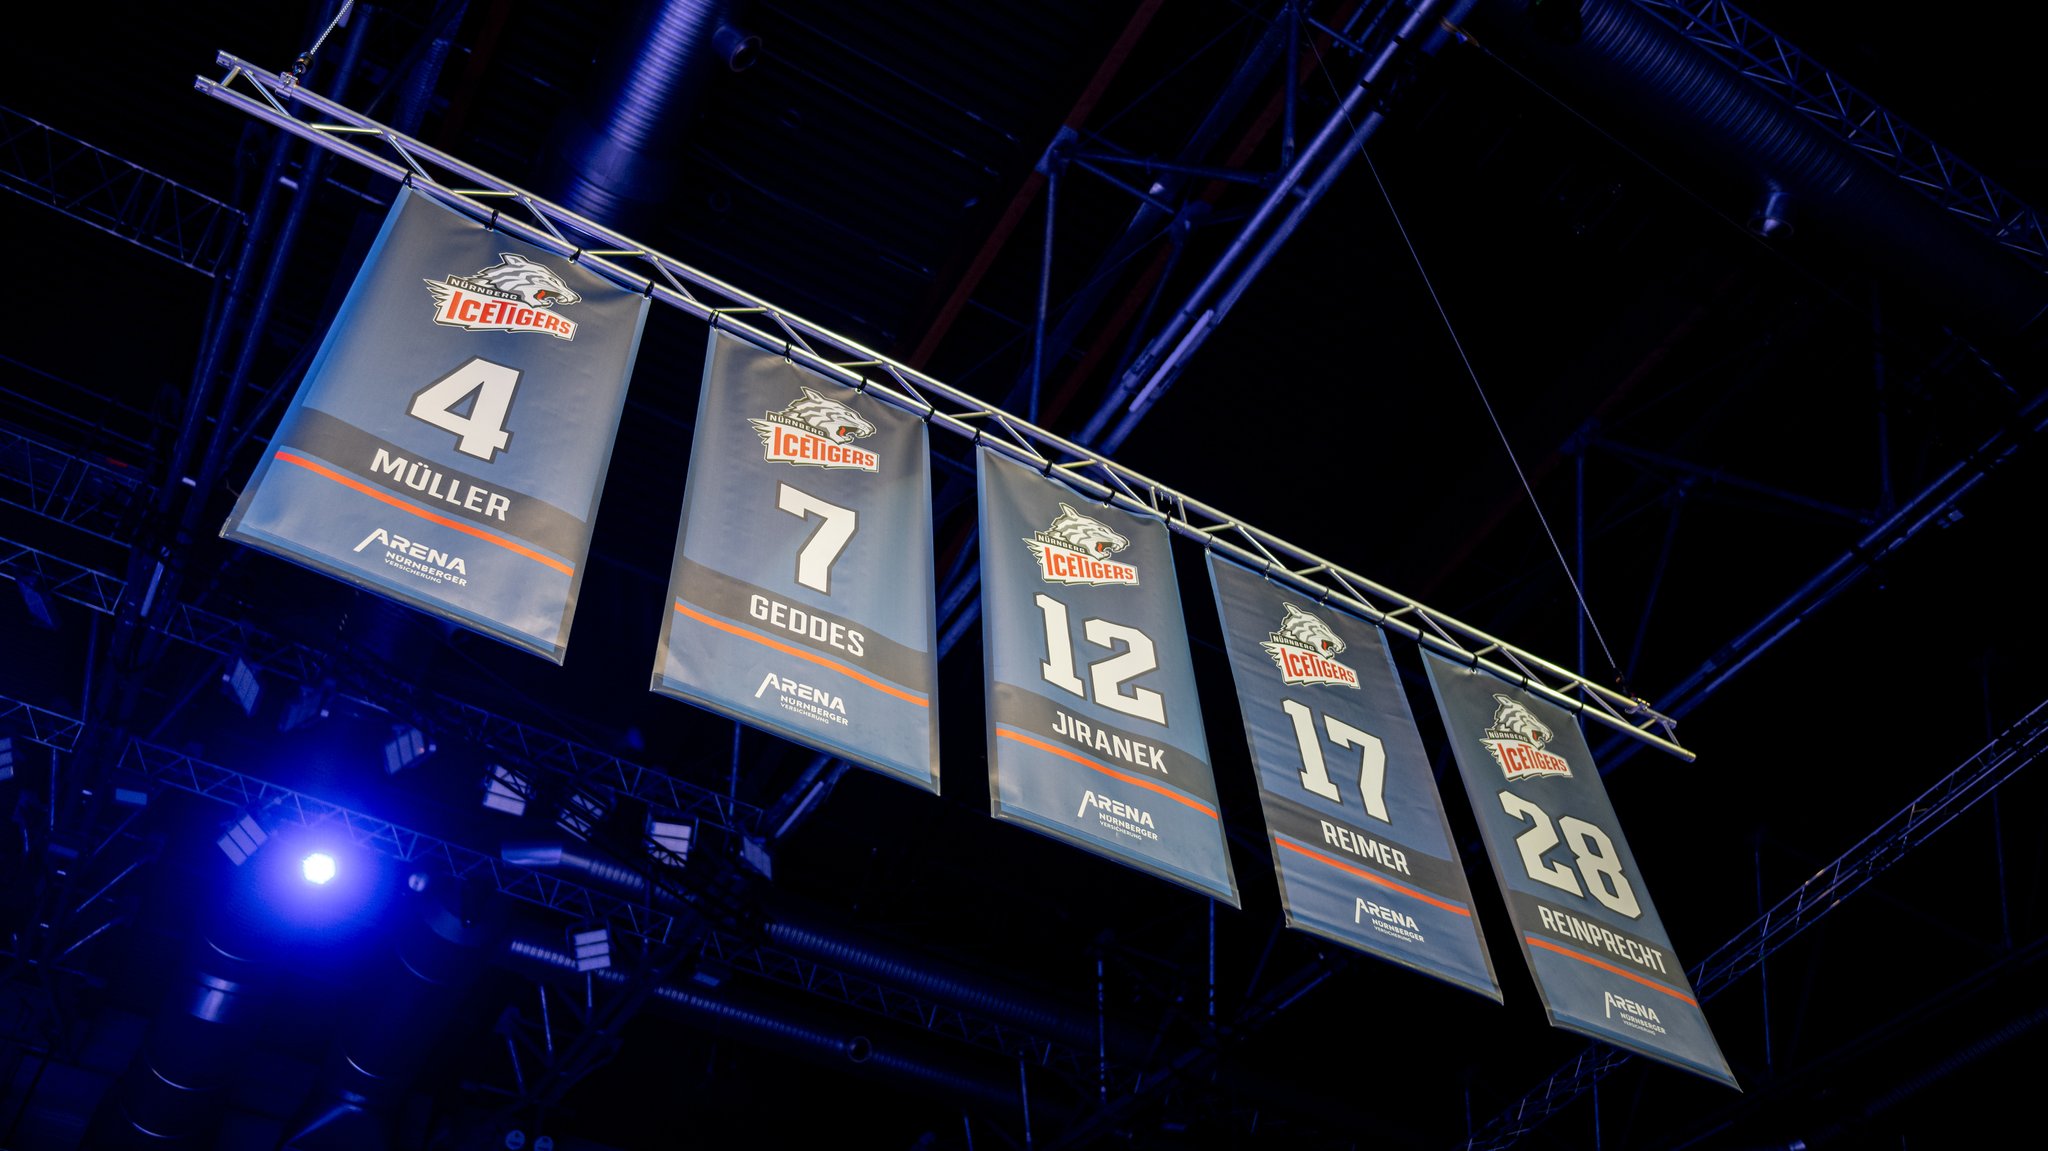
[1044,504,1129,556]
[1486,694,1553,748]
[472,253,580,308]
[1273,604,1345,655]
[774,388,875,445]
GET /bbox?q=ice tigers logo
[1045,505,1128,556]
[424,252,582,340]
[1260,604,1358,688]
[1026,503,1139,586]
[1482,693,1572,781]
[471,253,582,307]
[752,387,880,471]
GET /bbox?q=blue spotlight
[302,852,337,885]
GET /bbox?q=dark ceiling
[4,1,2047,1149]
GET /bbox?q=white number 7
[778,483,857,594]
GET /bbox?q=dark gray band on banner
[1262,803,1471,900]
[990,682,1216,807]
[675,555,933,691]
[285,406,587,557]
[1508,889,1691,991]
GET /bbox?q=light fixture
[216,812,268,865]
[481,764,530,816]
[0,736,13,783]
[301,851,337,885]
[223,658,261,716]
[645,813,692,867]
[555,791,605,841]
[382,725,434,775]
[277,683,329,732]
[569,924,611,972]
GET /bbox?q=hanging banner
[221,188,647,662]
[652,332,939,792]
[978,448,1238,905]
[1208,556,1499,1001]
[1422,652,1736,1086]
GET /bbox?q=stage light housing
[217,812,268,865]
[481,764,530,816]
[569,925,611,972]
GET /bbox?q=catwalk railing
[191,50,1691,761]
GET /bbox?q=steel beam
[191,49,1688,760]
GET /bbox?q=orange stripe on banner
[996,728,1218,819]
[1525,935,1699,1006]
[1274,837,1472,917]
[671,601,929,707]
[273,451,573,576]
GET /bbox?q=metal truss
[0,695,85,753]
[1460,694,2048,1150]
[0,431,761,836]
[0,533,123,616]
[113,737,692,948]
[0,427,144,546]
[0,106,244,277]
[1631,0,2048,272]
[0,690,1097,1083]
[193,50,1690,761]
[701,930,1102,1080]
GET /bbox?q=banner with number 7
[651,331,941,793]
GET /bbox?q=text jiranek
[1051,710,1168,774]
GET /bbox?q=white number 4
[410,356,521,462]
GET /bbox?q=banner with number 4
[223,188,648,660]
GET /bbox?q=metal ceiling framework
[190,33,1692,762]
[2,0,2043,1145]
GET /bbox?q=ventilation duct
[555,0,759,224]
[1489,0,2048,350]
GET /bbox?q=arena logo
[1480,694,1572,781]
[1259,603,1359,688]
[754,671,850,727]
[750,387,879,471]
[423,253,580,340]
[352,527,469,587]
[1024,504,1138,587]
